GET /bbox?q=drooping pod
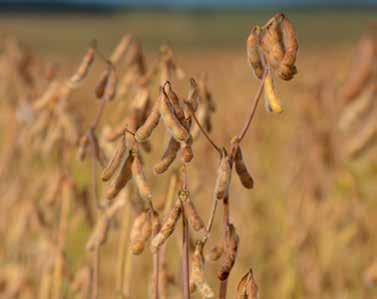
[154,137,180,174]
[339,34,376,102]
[86,217,109,251]
[217,223,239,281]
[131,153,152,201]
[150,202,181,253]
[101,137,127,182]
[86,198,125,251]
[234,145,254,189]
[103,68,118,101]
[105,152,134,201]
[160,88,190,143]
[246,27,265,79]
[95,69,110,99]
[130,211,152,255]
[184,78,200,112]
[214,150,232,200]
[135,95,161,142]
[236,269,259,299]
[261,17,285,69]
[77,135,89,161]
[190,242,215,298]
[70,46,95,84]
[110,34,133,64]
[279,15,299,78]
[264,72,283,113]
[183,195,205,232]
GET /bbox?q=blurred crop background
[0,0,377,299]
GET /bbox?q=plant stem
[237,71,268,143]
[91,246,100,299]
[219,195,230,299]
[180,164,190,299]
[189,106,222,157]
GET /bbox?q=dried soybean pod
[101,137,127,182]
[237,269,258,299]
[70,46,95,84]
[135,95,161,142]
[190,242,215,298]
[281,15,298,68]
[214,150,232,200]
[234,145,254,189]
[339,35,375,102]
[261,17,284,69]
[205,243,224,262]
[151,210,161,237]
[103,68,118,101]
[132,153,152,201]
[160,88,190,142]
[264,72,283,113]
[77,134,89,161]
[86,216,109,251]
[246,27,264,79]
[154,137,180,174]
[150,202,181,253]
[182,144,194,163]
[184,78,200,112]
[105,152,134,201]
[164,82,185,121]
[95,68,110,99]
[184,197,205,232]
[110,34,132,64]
[217,223,239,281]
[130,211,152,255]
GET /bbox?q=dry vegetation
[0,10,376,299]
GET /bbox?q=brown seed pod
[151,210,161,237]
[160,88,190,142]
[110,34,133,64]
[86,216,109,251]
[130,211,152,255]
[237,269,258,299]
[184,78,200,112]
[164,82,185,121]
[103,68,118,101]
[261,17,284,69]
[339,34,376,102]
[150,202,181,253]
[214,150,232,200]
[184,196,205,232]
[205,243,224,262]
[70,46,95,84]
[182,143,194,163]
[264,72,283,113]
[131,153,152,201]
[154,137,180,174]
[234,145,254,189]
[95,69,110,99]
[280,15,299,68]
[101,137,127,182]
[77,135,89,161]
[135,95,161,142]
[217,223,239,281]
[105,152,134,201]
[246,27,265,79]
[190,242,215,298]
[277,64,297,81]
[86,198,125,251]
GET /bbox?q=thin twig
[189,106,222,156]
[91,246,100,299]
[237,71,268,143]
[201,194,219,245]
[180,164,190,299]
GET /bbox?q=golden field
[0,10,376,299]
